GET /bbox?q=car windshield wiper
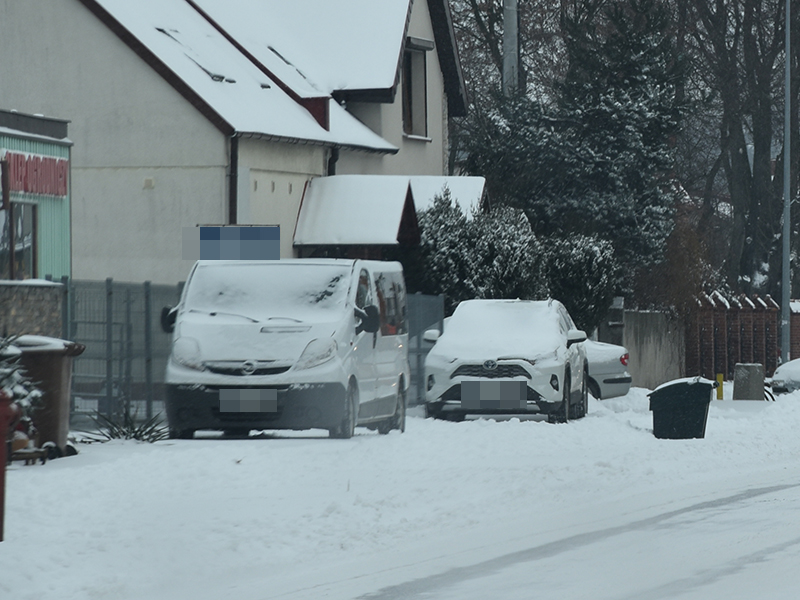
[187,308,260,323]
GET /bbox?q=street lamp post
[782,0,792,363]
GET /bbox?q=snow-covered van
[161,259,410,439]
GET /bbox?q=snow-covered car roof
[431,300,568,361]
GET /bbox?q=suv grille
[451,364,530,379]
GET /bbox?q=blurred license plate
[219,389,278,412]
[461,381,526,410]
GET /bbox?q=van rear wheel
[378,385,406,434]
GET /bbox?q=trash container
[14,335,85,453]
[648,377,717,439]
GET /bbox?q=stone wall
[622,310,686,390]
[0,281,64,338]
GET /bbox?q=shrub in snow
[0,337,43,420]
[88,410,169,443]
[402,189,546,313]
[543,235,619,333]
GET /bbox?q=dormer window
[402,37,434,138]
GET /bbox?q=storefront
[0,110,71,280]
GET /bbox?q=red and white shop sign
[1,150,69,197]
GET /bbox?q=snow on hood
[428,300,565,362]
[179,315,338,362]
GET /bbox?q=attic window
[402,48,427,137]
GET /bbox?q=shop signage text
[2,151,69,197]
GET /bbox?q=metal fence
[65,278,181,424]
[407,293,445,405]
[62,279,443,421]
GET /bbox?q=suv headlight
[296,338,338,370]
[172,337,203,370]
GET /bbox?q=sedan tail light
[620,353,630,367]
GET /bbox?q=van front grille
[204,361,292,376]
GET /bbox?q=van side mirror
[567,329,587,347]
[355,305,380,334]
[422,329,440,343]
[161,306,177,333]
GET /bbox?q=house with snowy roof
[0,0,467,283]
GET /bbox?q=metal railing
[64,278,181,424]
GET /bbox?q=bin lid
[14,335,85,356]
[650,376,718,395]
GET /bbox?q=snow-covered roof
[294,175,417,245]
[88,0,396,153]
[410,176,486,215]
[190,0,411,95]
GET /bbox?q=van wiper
[187,309,260,323]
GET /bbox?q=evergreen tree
[401,190,546,314]
[464,0,684,297]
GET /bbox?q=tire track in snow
[356,483,800,600]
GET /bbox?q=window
[0,202,36,279]
[375,272,407,335]
[355,269,372,309]
[402,47,428,137]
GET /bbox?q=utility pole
[782,0,792,363]
[502,0,519,97]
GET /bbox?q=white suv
[423,299,588,422]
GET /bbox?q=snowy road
[360,482,800,600]
[3,389,800,599]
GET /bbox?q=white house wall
[337,0,448,177]
[0,0,229,284]
[236,138,325,258]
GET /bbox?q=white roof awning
[294,175,419,246]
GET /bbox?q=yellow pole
[716,373,724,399]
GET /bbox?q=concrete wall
[623,310,685,390]
[0,281,63,338]
[337,0,448,177]
[0,0,228,284]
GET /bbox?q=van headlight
[172,337,203,370]
[296,338,338,370]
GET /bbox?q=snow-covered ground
[3,388,800,599]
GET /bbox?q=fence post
[60,276,69,341]
[144,281,153,420]
[104,278,114,417]
[124,288,133,419]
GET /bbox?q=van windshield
[184,263,352,321]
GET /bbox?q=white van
[161,259,410,439]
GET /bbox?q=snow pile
[2,389,800,599]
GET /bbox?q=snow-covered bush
[0,337,43,419]
[403,189,546,313]
[543,235,619,332]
